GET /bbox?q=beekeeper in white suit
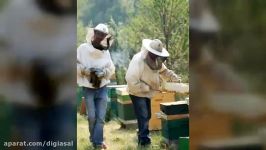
[77,23,115,149]
[126,39,180,146]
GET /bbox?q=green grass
[77,114,164,150]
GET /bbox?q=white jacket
[126,50,179,98]
[77,43,115,88]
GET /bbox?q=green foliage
[115,67,127,85]
[77,0,189,83]
[119,0,189,82]
[77,21,86,46]
[77,0,131,26]
[0,0,7,10]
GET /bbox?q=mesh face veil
[144,51,167,70]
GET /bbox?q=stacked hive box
[179,137,189,150]
[149,92,175,130]
[160,101,189,141]
[107,85,127,118]
[107,85,120,118]
[116,87,136,124]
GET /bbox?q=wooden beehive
[149,92,175,130]
[160,101,189,115]
[179,137,190,150]
[107,85,127,118]
[116,88,136,122]
[161,113,189,140]
[160,101,189,140]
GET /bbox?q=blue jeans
[130,95,151,145]
[82,86,108,146]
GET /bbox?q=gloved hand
[90,67,100,72]
[170,74,181,83]
[81,67,91,76]
[95,70,105,78]
[90,68,106,78]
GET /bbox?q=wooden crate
[110,97,118,118]
[116,87,129,95]
[160,101,189,115]
[179,137,190,150]
[149,92,175,130]
[163,82,189,93]
[161,114,189,140]
[116,87,136,121]
[107,85,127,118]
[117,99,136,121]
[107,85,127,98]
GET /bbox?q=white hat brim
[142,39,169,57]
[94,28,108,34]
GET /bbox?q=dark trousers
[130,95,151,145]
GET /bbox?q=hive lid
[162,82,189,93]
[160,101,188,106]
[116,87,129,95]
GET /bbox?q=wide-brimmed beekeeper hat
[86,23,109,42]
[142,39,169,57]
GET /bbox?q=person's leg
[130,95,142,140]
[93,86,108,147]
[145,97,152,121]
[82,87,96,143]
[145,97,152,144]
[130,95,151,145]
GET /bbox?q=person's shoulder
[133,52,142,59]
[129,52,144,66]
[78,43,90,48]
[132,52,143,61]
[78,43,93,51]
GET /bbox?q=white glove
[170,74,181,83]
[90,68,106,78]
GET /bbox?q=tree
[77,0,131,26]
[119,0,189,81]
[77,0,189,83]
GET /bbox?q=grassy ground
[77,114,164,150]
